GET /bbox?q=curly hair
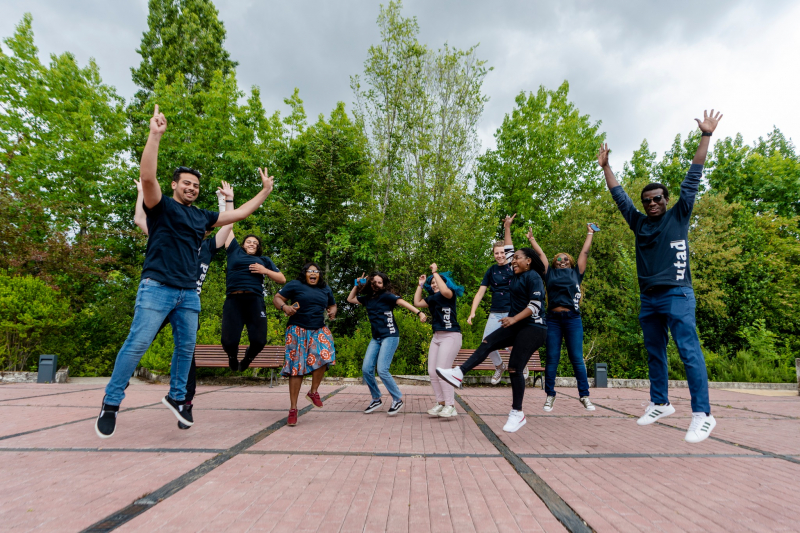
[424,271,465,297]
[358,271,397,298]
[516,247,546,279]
[296,262,327,288]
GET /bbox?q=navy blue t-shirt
[357,292,401,339]
[196,237,223,295]
[509,269,546,328]
[278,280,336,330]
[424,292,461,333]
[142,196,219,289]
[225,238,280,297]
[481,265,514,313]
[545,267,584,312]
[611,164,703,292]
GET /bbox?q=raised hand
[150,104,167,136]
[695,109,723,134]
[134,178,143,193]
[218,180,234,201]
[355,272,366,287]
[597,143,610,168]
[526,226,535,243]
[430,263,438,273]
[418,274,427,287]
[587,222,596,234]
[258,167,274,194]
[503,213,517,228]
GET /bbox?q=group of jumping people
[95,105,722,445]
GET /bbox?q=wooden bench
[194,345,285,387]
[452,349,544,388]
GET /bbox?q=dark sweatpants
[221,293,268,366]
[460,322,547,411]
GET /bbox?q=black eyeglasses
[642,195,664,205]
[307,269,321,274]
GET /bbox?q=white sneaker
[637,402,676,426]
[427,404,444,416]
[490,363,506,385]
[579,397,596,411]
[438,405,458,418]
[502,410,526,432]
[543,396,555,412]
[685,413,716,443]
[436,367,463,389]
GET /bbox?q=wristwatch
[701,132,712,137]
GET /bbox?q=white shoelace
[687,412,708,432]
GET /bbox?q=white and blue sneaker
[637,402,675,426]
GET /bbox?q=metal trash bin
[37,354,58,383]
[594,362,608,388]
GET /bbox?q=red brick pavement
[0,381,798,532]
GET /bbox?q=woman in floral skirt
[273,262,337,426]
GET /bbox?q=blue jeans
[104,279,201,406]
[639,286,709,413]
[482,312,507,366]
[362,336,402,402]
[545,310,590,397]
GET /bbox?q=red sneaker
[306,391,323,408]
[287,408,298,426]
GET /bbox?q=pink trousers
[427,331,463,406]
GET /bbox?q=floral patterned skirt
[281,325,336,377]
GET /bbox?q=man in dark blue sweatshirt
[598,109,723,444]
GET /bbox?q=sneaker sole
[306,395,323,408]
[438,411,458,418]
[435,369,463,389]
[543,406,554,412]
[503,417,527,433]
[178,422,190,430]
[162,397,194,426]
[637,406,675,426]
[94,418,115,439]
[427,411,443,416]
[364,404,383,414]
[685,421,716,443]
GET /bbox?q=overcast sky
[2,0,798,170]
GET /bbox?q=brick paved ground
[0,379,797,532]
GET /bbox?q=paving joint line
[240,450,502,458]
[80,386,345,533]
[560,391,800,466]
[454,393,593,533]
[0,386,238,442]
[0,386,107,403]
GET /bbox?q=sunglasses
[307,269,321,274]
[642,195,664,205]
[556,257,570,263]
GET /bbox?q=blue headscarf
[424,271,465,297]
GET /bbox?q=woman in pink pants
[414,264,464,419]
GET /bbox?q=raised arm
[133,179,148,235]
[693,109,723,165]
[526,227,548,274]
[140,105,167,209]
[397,299,427,322]
[214,181,234,249]
[346,274,365,305]
[214,168,274,227]
[597,143,620,190]
[413,275,428,308]
[577,223,596,275]
[467,286,488,325]
[503,213,516,248]
[430,264,453,299]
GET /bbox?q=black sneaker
[95,400,119,439]
[177,403,193,430]
[364,398,382,414]
[387,399,404,416]
[239,356,255,372]
[228,355,238,371]
[162,395,193,426]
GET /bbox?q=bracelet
[701,132,712,137]
[225,199,234,202]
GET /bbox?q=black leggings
[461,322,547,411]
[221,293,268,365]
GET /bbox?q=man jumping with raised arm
[598,109,722,443]
[95,105,275,439]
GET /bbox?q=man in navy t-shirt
[96,105,277,439]
[599,109,723,444]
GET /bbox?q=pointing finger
[154,104,159,117]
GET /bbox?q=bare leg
[310,365,326,394]
[289,376,303,409]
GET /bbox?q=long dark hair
[241,234,263,257]
[358,271,396,298]
[297,262,327,288]
[517,247,546,279]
